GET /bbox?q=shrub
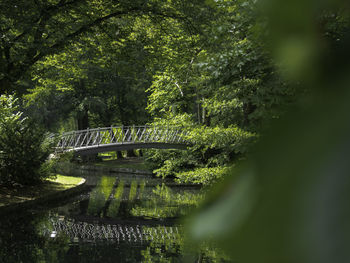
[0,95,52,185]
[175,166,230,186]
[145,119,256,185]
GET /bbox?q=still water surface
[0,173,230,262]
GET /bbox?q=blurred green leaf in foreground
[187,0,350,262]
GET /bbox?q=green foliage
[187,1,350,263]
[188,125,256,158]
[55,151,75,163]
[141,0,293,189]
[0,0,211,93]
[143,0,296,133]
[26,16,157,130]
[3,1,347,261]
[176,166,230,186]
[151,150,200,179]
[146,122,255,184]
[0,95,52,185]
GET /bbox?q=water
[0,173,230,262]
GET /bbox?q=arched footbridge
[56,125,190,155]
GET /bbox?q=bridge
[56,125,190,155]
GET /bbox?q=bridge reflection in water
[45,216,181,243]
[42,176,200,245]
[56,125,190,155]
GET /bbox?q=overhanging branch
[31,6,185,64]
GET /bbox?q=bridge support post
[110,125,113,143]
[98,127,100,146]
[121,125,124,144]
[86,128,89,146]
[73,131,76,149]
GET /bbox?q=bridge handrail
[56,125,189,152]
[60,125,186,136]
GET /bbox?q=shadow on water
[0,172,231,262]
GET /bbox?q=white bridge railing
[56,125,189,152]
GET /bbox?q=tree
[143,0,296,184]
[0,0,210,94]
[25,16,154,131]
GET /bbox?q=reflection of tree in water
[106,179,125,218]
[131,184,204,219]
[140,226,231,263]
[88,178,202,220]
[87,176,116,216]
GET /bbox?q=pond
[0,172,231,262]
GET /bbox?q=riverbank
[0,158,151,215]
[0,174,85,213]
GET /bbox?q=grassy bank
[0,174,84,207]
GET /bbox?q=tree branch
[37,7,144,60]
[5,3,191,88]
[11,0,85,44]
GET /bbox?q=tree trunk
[0,78,12,95]
[197,96,202,124]
[77,107,89,130]
[202,105,211,126]
[116,151,123,159]
[243,102,256,128]
[77,105,95,162]
[126,150,136,157]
